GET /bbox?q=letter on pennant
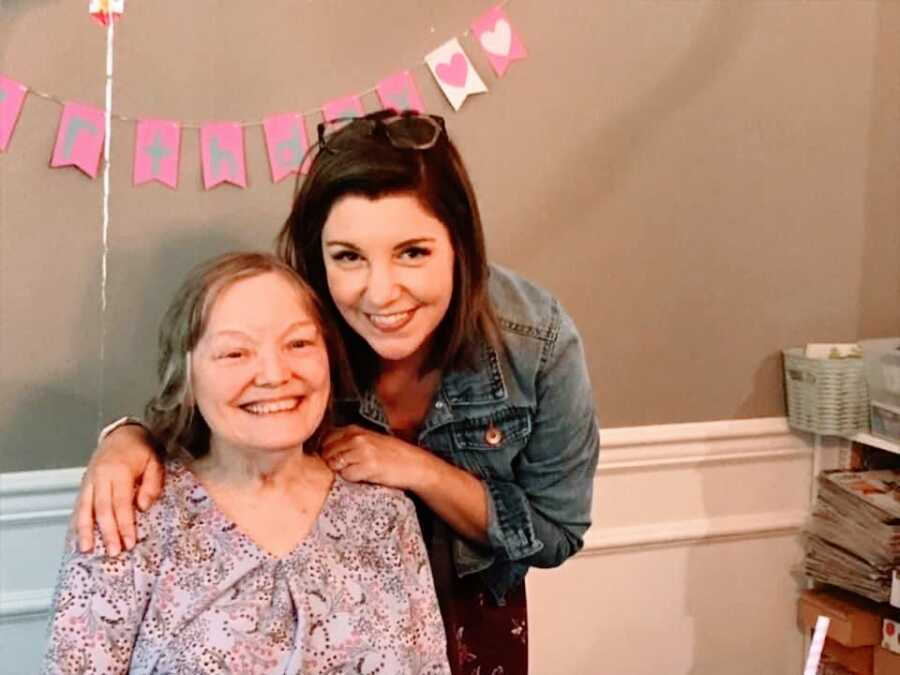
[50,102,105,178]
[0,75,28,152]
[134,119,180,188]
[263,114,309,183]
[425,38,487,111]
[376,72,425,113]
[200,123,246,189]
[471,6,528,77]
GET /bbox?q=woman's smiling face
[190,272,331,456]
[321,193,455,369]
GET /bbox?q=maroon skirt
[420,510,529,675]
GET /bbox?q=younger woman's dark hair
[144,251,352,459]
[276,110,500,389]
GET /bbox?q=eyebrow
[324,237,436,251]
[209,321,318,340]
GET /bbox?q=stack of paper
[804,470,900,602]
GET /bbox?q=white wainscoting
[0,467,81,675]
[0,418,817,675]
[528,417,817,675]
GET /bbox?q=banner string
[21,0,511,129]
[97,15,115,430]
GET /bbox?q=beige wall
[2,0,899,472]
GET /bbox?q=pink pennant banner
[50,102,105,178]
[376,71,425,114]
[200,123,246,189]
[322,95,365,122]
[263,114,309,183]
[133,119,180,188]
[0,75,28,152]
[471,6,527,78]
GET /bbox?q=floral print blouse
[43,460,451,674]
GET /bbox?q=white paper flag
[425,38,487,111]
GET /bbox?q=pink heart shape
[435,53,468,88]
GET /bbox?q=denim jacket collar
[335,339,508,432]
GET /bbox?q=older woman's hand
[321,425,432,491]
[73,424,163,556]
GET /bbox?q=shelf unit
[845,432,900,455]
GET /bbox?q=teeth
[368,311,413,329]
[243,398,299,415]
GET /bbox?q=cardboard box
[875,646,900,675]
[798,590,884,647]
[821,638,874,675]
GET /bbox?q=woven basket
[782,347,869,435]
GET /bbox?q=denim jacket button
[434,400,445,409]
[484,424,503,446]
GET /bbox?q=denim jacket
[334,264,600,604]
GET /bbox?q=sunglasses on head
[317,111,446,154]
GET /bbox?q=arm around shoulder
[75,420,164,555]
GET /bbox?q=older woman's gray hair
[144,251,351,459]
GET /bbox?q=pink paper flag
[133,119,180,188]
[50,102,105,178]
[200,123,246,189]
[471,6,528,77]
[425,38,487,112]
[322,95,365,122]
[0,76,28,152]
[263,114,309,183]
[376,71,425,113]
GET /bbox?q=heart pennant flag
[425,38,487,112]
[200,122,247,189]
[0,75,28,152]
[376,71,425,114]
[50,102,105,178]
[133,119,181,188]
[471,6,527,77]
[263,114,310,183]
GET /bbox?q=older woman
[43,252,450,675]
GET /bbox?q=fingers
[75,479,95,553]
[320,426,364,460]
[112,479,137,552]
[325,449,354,474]
[136,457,164,512]
[94,477,123,557]
[337,462,370,483]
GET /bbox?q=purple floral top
[43,460,450,674]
